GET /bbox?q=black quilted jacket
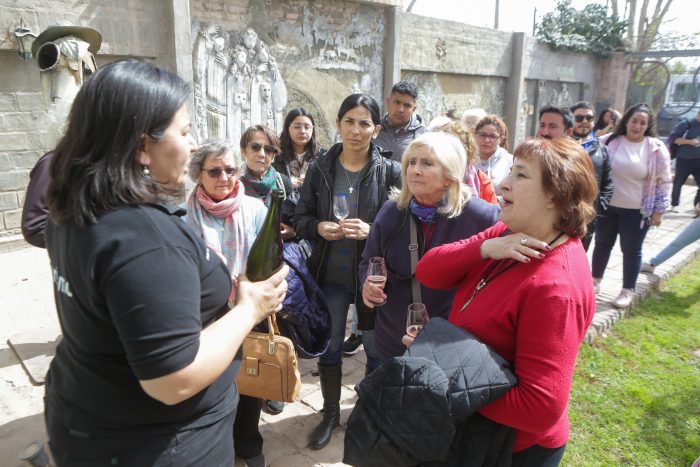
[343,318,517,467]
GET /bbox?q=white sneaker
[612,289,634,309]
[641,262,655,273]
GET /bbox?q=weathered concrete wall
[400,13,606,143]
[0,2,620,241]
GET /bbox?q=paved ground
[0,184,698,467]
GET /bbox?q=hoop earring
[143,165,150,176]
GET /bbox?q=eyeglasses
[574,115,595,122]
[291,123,313,131]
[476,132,501,141]
[203,167,237,178]
[247,142,279,156]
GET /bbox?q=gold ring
[520,238,528,246]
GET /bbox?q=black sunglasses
[248,142,279,156]
[574,115,595,122]
[203,167,237,178]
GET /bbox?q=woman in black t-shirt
[44,59,287,466]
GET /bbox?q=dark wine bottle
[246,188,284,282]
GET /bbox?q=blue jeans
[591,206,650,290]
[671,157,700,206]
[320,282,379,369]
[649,218,700,266]
[350,304,362,336]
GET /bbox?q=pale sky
[408,0,698,37]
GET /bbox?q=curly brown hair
[475,115,509,151]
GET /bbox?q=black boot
[309,363,342,450]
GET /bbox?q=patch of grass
[564,257,700,466]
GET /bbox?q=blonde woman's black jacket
[293,142,402,330]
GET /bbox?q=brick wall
[0,53,48,237]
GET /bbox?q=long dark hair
[279,108,321,163]
[47,59,191,226]
[605,103,656,145]
[337,94,381,125]
[594,108,613,131]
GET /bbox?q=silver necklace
[341,163,363,193]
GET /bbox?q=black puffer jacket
[343,317,517,466]
[293,142,402,330]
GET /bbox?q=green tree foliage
[536,0,626,58]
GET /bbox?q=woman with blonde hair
[360,131,499,363]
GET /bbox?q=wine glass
[406,303,428,338]
[333,194,349,222]
[367,257,387,306]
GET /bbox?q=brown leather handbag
[235,314,301,403]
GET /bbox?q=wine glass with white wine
[333,194,349,222]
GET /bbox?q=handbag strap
[267,314,280,340]
[408,215,423,304]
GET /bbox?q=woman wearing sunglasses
[240,124,296,241]
[185,139,271,467]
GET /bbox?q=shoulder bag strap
[408,215,423,304]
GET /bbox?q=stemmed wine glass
[367,257,387,306]
[333,194,349,222]
[406,303,428,337]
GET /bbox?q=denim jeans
[349,304,362,336]
[671,157,700,206]
[649,218,700,266]
[320,282,379,368]
[591,206,650,290]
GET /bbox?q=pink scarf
[187,180,247,302]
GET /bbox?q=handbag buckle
[245,357,259,376]
[268,341,277,355]
[408,243,418,251]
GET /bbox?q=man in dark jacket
[569,102,614,250]
[374,81,427,163]
[538,104,613,251]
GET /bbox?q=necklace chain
[341,163,363,193]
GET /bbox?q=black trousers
[511,444,566,467]
[233,395,263,459]
[46,406,235,466]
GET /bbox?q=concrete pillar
[164,0,193,84]
[504,32,526,149]
[383,6,402,108]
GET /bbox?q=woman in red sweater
[416,137,598,466]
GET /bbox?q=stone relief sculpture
[193,25,288,143]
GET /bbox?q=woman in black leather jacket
[294,93,401,450]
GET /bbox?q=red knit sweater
[416,222,595,452]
